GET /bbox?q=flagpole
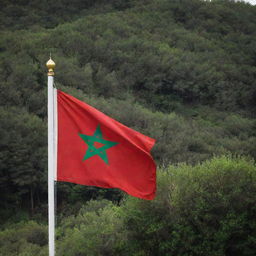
[46,57,56,256]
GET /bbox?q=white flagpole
[46,57,56,256]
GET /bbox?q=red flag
[57,90,156,200]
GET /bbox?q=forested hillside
[0,0,256,255]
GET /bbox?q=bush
[57,200,126,256]
[121,156,256,256]
[0,221,47,256]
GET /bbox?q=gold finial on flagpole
[46,55,56,76]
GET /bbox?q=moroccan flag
[56,90,156,200]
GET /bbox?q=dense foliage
[1,157,256,255]
[1,0,256,254]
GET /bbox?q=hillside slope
[0,0,255,220]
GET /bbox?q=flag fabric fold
[56,90,156,200]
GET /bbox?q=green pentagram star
[79,125,118,164]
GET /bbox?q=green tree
[0,107,46,219]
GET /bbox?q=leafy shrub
[57,200,126,256]
[0,221,47,256]
[121,156,256,256]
